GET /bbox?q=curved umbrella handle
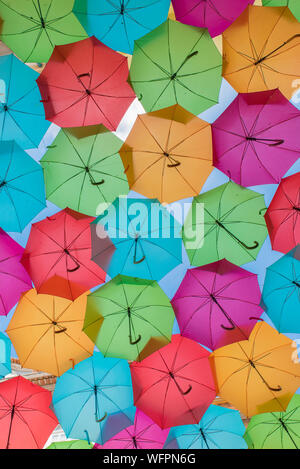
[69,358,75,369]
[54,327,67,334]
[167,160,181,168]
[67,264,80,273]
[91,179,105,186]
[96,412,107,423]
[239,240,259,250]
[181,384,192,396]
[221,323,235,331]
[249,317,264,322]
[130,334,142,345]
[267,384,282,392]
[259,208,267,215]
[77,73,90,79]
[84,430,91,445]
[133,255,145,265]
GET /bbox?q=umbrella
[210,321,300,418]
[0,332,11,378]
[265,172,300,254]
[261,246,300,333]
[41,128,129,216]
[73,0,171,54]
[83,274,174,361]
[164,404,247,449]
[91,196,183,281]
[0,228,32,316]
[129,19,222,115]
[212,89,300,187]
[119,105,213,204]
[0,376,58,449]
[172,0,254,38]
[6,288,94,376]
[37,36,136,131]
[171,259,263,351]
[0,140,46,233]
[262,1,300,22]
[0,0,87,63]
[0,54,50,150]
[52,352,135,445]
[47,440,93,449]
[183,181,268,267]
[130,334,216,429]
[21,208,106,301]
[223,5,300,99]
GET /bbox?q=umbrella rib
[2,186,22,232]
[0,0,40,22]
[174,76,219,104]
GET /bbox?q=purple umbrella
[212,89,300,187]
[171,259,263,351]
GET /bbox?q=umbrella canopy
[261,246,300,333]
[0,332,11,378]
[171,259,263,351]
[119,105,213,204]
[212,89,300,187]
[0,141,46,233]
[73,0,171,54]
[52,352,135,445]
[0,0,87,63]
[210,321,300,418]
[223,6,300,99]
[21,208,106,301]
[84,275,174,361]
[164,404,247,449]
[47,440,94,449]
[6,288,94,376]
[183,181,268,267]
[172,0,254,38]
[0,54,50,150]
[262,1,300,22]
[37,36,136,130]
[41,128,129,217]
[0,228,32,316]
[265,173,300,254]
[129,19,222,115]
[130,334,216,429]
[0,376,58,449]
[91,197,183,281]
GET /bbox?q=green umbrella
[0,0,87,63]
[129,19,222,115]
[262,1,300,21]
[46,440,93,449]
[183,181,268,267]
[41,128,129,217]
[83,275,175,362]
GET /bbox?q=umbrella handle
[77,73,90,79]
[133,255,145,264]
[96,412,107,423]
[91,179,105,186]
[54,327,67,334]
[167,161,181,168]
[221,323,235,331]
[47,216,56,221]
[129,334,142,345]
[84,430,91,445]
[46,145,57,149]
[67,264,80,273]
[259,208,267,215]
[267,384,282,392]
[69,358,75,369]
[181,384,192,395]
[249,317,263,322]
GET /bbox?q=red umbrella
[37,36,136,131]
[0,376,58,449]
[21,208,107,301]
[265,172,300,254]
[130,334,216,429]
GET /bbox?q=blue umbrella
[73,0,171,54]
[164,404,247,450]
[52,352,135,445]
[0,54,50,150]
[0,332,11,378]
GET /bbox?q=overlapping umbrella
[47,440,94,449]
[0,332,11,378]
[262,1,300,21]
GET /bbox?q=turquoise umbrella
[0,332,11,378]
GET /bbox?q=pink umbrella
[94,410,169,449]
[212,89,300,187]
[172,0,254,38]
[0,229,31,316]
[171,259,263,351]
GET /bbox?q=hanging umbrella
[0,228,32,316]
[52,352,135,445]
[262,1,300,22]
[0,54,50,150]
[84,274,174,361]
[73,0,171,55]
[0,332,11,378]
[37,36,136,131]
[265,173,300,254]
[47,440,93,449]
[171,259,263,351]
[129,19,222,115]
[210,321,300,418]
[91,196,183,281]
[130,334,216,429]
[0,0,87,63]
[119,105,213,204]
[164,404,247,449]
[172,0,254,38]
[0,376,58,449]
[21,208,107,301]
[41,128,129,217]
[183,181,268,267]
[0,141,46,233]
[212,89,300,187]
[223,6,300,99]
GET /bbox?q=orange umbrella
[223,6,300,99]
[6,288,94,376]
[210,321,300,418]
[119,105,213,204]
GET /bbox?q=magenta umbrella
[212,89,300,187]
[171,259,263,351]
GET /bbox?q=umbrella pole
[278,418,299,449]
[248,360,282,392]
[210,294,237,331]
[169,371,192,395]
[215,220,259,250]
[199,428,210,450]
[6,405,15,450]
[127,307,141,345]
[254,34,300,65]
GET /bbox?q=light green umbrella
[46,440,94,449]
[262,1,300,21]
